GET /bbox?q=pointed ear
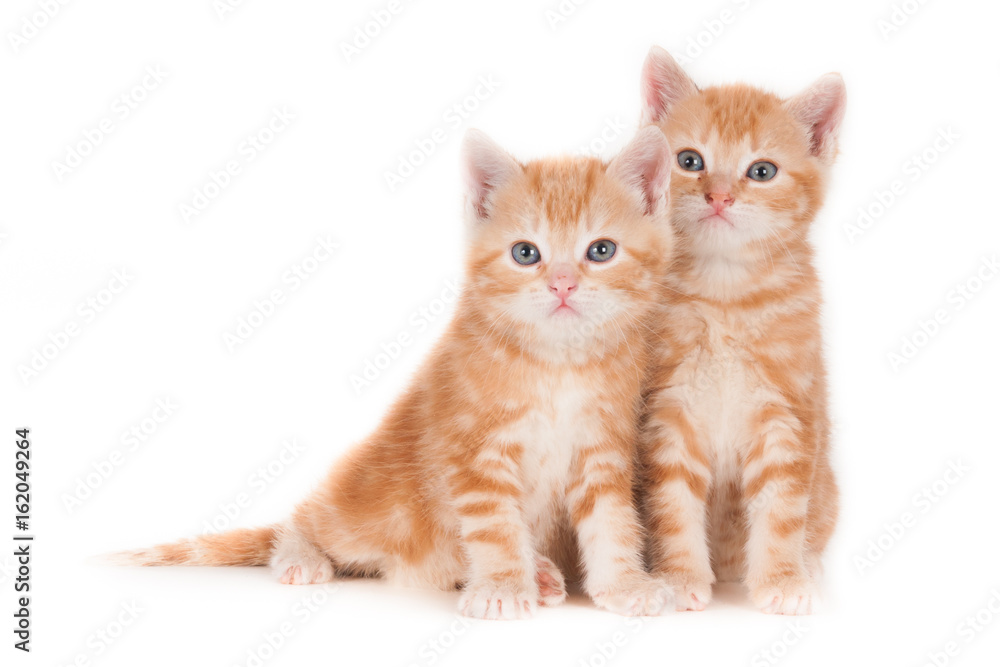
[784,73,846,164]
[608,126,672,216]
[640,46,698,125]
[460,129,522,222]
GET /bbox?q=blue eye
[678,150,704,171]
[511,242,540,265]
[587,239,616,263]
[747,161,778,181]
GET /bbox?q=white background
[3,0,999,665]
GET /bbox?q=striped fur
[122,128,676,619]
[638,47,844,615]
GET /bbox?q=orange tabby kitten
[638,47,844,615]
[124,127,676,619]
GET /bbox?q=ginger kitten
[638,46,845,615]
[124,127,676,619]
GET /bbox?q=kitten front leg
[454,447,538,620]
[643,394,714,611]
[742,404,816,615]
[568,442,670,616]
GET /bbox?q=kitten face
[641,47,845,259]
[460,128,673,359]
[664,89,821,254]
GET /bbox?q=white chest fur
[672,304,776,479]
[501,370,600,536]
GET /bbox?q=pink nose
[548,267,578,299]
[706,191,734,213]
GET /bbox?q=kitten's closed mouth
[552,303,579,316]
[699,212,735,227]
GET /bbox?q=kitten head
[459,127,673,362]
[640,46,845,259]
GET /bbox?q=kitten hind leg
[709,479,747,583]
[270,525,336,585]
[535,555,567,607]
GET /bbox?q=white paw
[750,578,817,615]
[535,556,567,607]
[459,584,536,620]
[271,551,335,585]
[659,575,712,611]
[591,577,672,616]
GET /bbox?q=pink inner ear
[610,127,671,215]
[788,75,846,159]
[461,131,520,221]
[643,86,669,125]
[465,165,493,219]
[803,97,838,154]
[641,47,698,124]
[638,150,670,216]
